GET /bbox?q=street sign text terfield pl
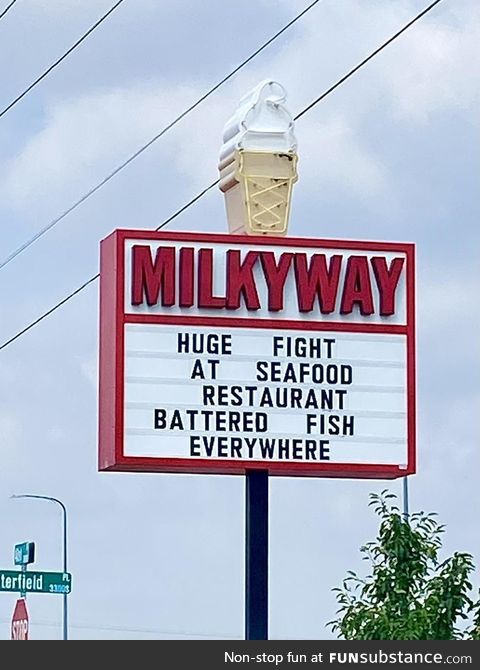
[0,570,72,594]
[99,231,415,479]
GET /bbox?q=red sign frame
[99,230,415,478]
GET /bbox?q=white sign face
[125,324,407,466]
[99,231,415,478]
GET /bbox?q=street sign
[11,598,29,640]
[99,230,415,478]
[0,570,71,594]
[14,542,35,566]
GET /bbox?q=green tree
[330,491,480,640]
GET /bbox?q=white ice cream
[220,80,297,162]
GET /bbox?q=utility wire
[0,180,218,351]
[0,0,127,119]
[0,0,18,22]
[0,0,323,272]
[295,0,444,121]
[0,0,445,353]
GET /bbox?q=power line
[0,0,445,353]
[0,0,127,119]
[0,180,218,351]
[0,273,99,351]
[0,0,18,22]
[0,0,323,272]
[295,0,444,121]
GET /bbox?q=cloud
[3,0,478,223]
[421,272,480,331]
[80,355,97,389]
[267,0,480,127]
[32,0,160,13]
[374,3,480,124]
[0,81,386,219]
[296,116,386,196]
[0,409,23,473]
[0,83,196,214]
[0,410,21,449]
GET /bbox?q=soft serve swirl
[220,80,297,162]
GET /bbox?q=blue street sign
[14,542,35,566]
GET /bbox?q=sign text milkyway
[130,244,404,316]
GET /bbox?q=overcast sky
[0,0,479,640]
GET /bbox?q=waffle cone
[219,150,298,235]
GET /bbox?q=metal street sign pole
[15,542,35,600]
[11,495,69,641]
[62,502,68,642]
[20,565,26,599]
[245,470,268,640]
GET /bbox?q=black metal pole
[245,470,268,640]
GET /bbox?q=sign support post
[403,476,410,520]
[245,470,269,640]
[20,565,26,599]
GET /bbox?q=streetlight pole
[11,494,68,641]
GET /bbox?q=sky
[0,0,479,640]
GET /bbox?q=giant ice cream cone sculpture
[219,80,298,236]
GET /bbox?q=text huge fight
[130,245,404,316]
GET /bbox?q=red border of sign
[99,230,415,478]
